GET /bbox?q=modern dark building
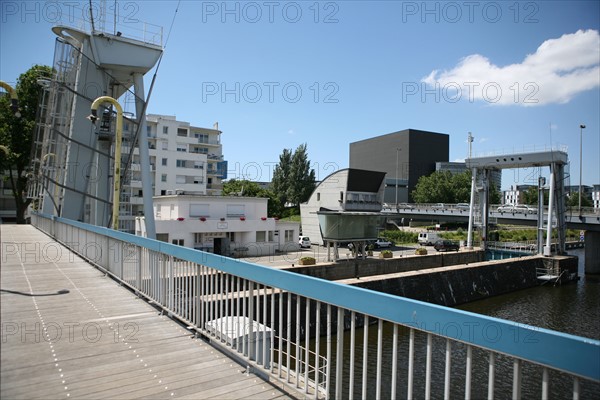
[349,129,449,203]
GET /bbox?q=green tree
[0,65,53,223]
[271,148,292,206]
[412,170,502,204]
[272,144,316,208]
[288,143,316,206]
[222,179,283,217]
[566,192,592,208]
[222,179,263,197]
[411,170,467,203]
[521,186,549,205]
[489,184,502,204]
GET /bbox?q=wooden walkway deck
[1,225,296,400]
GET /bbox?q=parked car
[497,204,514,213]
[434,239,460,252]
[513,204,531,214]
[432,203,445,209]
[397,203,414,210]
[298,236,311,248]
[456,203,471,210]
[373,237,392,248]
[525,205,538,214]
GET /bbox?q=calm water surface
[323,248,599,399]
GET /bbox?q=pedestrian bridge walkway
[4,215,600,399]
[1,225,294,399]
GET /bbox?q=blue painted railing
[31,213,600,399]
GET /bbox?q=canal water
[323,248,599,399]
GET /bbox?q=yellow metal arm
[90,96,123,231]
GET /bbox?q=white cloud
[288,129,295,135]
[422,30,600,106]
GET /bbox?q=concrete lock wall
[286,251,486,281]
[585,231,600,275]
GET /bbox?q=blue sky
[2,1,599,189]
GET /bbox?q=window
[176,159,187,168]
[177,144,187,152]
[161,141,168,150]
[193,177,203,184]
[226,204,245,217]
[160,190,166,195]
[226,232,235,242]
[285,229,294,242]
[162,126,168,134]
[176,175,186,184]
[317,193,320,201]
[194,161,204,169]
[189,204,210,217]
[195,133,208,143]
[161,174,167,182]
[162,158,167,166]
[146,125,152,135]
[268,231,274,242]
[256,231,266,242]
[172,239,184,246]
[177,128,188,137]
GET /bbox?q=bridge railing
[31,213,599,399]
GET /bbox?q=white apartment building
[136,195,300,257]
[119,114,226,230]
[503,185,535,205]
[592,185,600,211]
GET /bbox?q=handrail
[31,212,600,384]
[32,214,600,399]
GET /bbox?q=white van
[418,232,441,246]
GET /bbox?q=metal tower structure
[28,17,162,237]
[465,148,569,256]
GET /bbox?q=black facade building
[349,129,449,203]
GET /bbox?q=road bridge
[382,203,600,273]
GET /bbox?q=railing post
[444,340,451,400]
[488,352,495,400]
[465,345,472,400]
[512,359,522,400]
[362,316,369,400]
[407,328,414,400]
[335,307,344,399]
[349,311,356,400]
[248,281,255,361]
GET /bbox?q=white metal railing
[31,213,600,399]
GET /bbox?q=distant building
[300,168,386,246]
[117,114,227,231]
[503,185,535,205]
[349,129,449,203]
[592,185,600,210]
[136,194,299,257]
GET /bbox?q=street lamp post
[395,147,401,211]
[579,124,586,214]
[88,96,123,231]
